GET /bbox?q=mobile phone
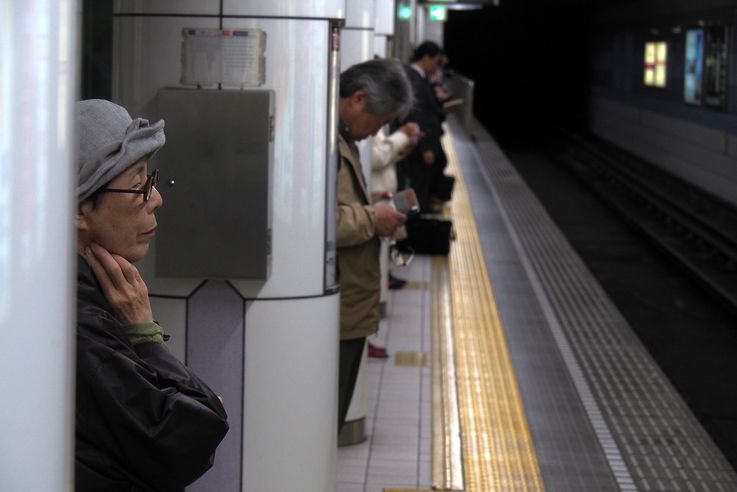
[393,188,420,215]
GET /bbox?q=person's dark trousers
[429,165,448,200]
[338,337,366,433]
[400,157,433,211]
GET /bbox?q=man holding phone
[395,40,446,211]
[336,59,413,432]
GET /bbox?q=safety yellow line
[443,129,545,492]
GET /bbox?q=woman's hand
[85,242,154,325]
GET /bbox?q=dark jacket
[391,67,448,209]
[75,255,228,491]
[401,66,445,154]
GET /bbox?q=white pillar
[393,0,416,62]
[337,0,377,446]
[374,0,395,59]
[342,0,377,185]
[113,2,344,491]
[419,5,445,46]
[416,5,427,44]
[0,1,77,491]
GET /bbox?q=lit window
[684,30,703,104]
[644,41,667,88]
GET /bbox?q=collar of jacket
[410,63,426,79]
[338,134,371,205]
[338,118,352,142]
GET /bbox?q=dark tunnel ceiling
[423,0,737,10]
[421,0,638,5]
[428,0,737,23]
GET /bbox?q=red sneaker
[388,274,407,290]
[368,342,389,359]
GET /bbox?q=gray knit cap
[77,99,165,202]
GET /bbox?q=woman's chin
[124,244,150,264]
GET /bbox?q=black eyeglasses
[103,169,159,202]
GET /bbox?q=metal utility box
[154,88,274,279]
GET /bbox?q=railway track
[549,130,737,314]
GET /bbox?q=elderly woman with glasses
[75,100,228,491]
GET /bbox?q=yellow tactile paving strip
[441,129,545,492]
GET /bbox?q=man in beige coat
[336,59,413,431]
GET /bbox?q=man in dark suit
[396,41,446,211]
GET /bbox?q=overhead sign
[398,4,412,20]
[430,5,447,22]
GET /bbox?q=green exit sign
[429,5,447,22]
[398,4,412,20]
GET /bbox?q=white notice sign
[181,28,266,88]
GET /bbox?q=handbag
[432,174,455,202]
[396,216,455,255]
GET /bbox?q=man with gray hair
[75,99,228,491]
[336,59,413,432]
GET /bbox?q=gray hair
[340,58,413,118]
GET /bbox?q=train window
[644,41,667,88]
[684,30,703,105]
[703,26,728,110]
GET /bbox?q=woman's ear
[76,200,92,233]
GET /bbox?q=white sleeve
[371,130,410,171]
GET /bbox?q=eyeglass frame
[102,169,159,202]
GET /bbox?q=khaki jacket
[337,135,381,340]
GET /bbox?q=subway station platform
[337,116,737,492]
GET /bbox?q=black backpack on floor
[432,175,456,202]
[397,216,455,256]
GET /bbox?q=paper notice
[181,28,266,88]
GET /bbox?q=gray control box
[154,88,273,279]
